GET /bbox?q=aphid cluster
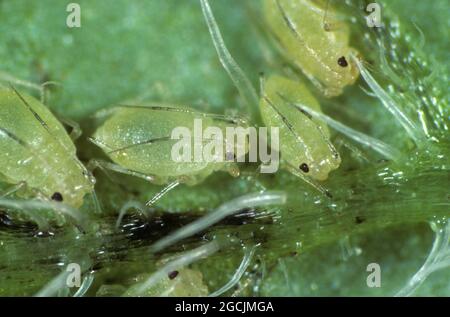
[0,0,362,218]
[200,0,362,192]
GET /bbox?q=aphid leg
[0,71,61,104]
[145,180,181,208]
[0,181,27,198]
[200,0,260,122]
[87,159,157,183]
[285,163,333,198]
[57,116,82,141]
[151,191,286,252]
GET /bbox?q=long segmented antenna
[288,102,400,161]
[126,241,219,296]
[150,191,287,252]
[351,55,425,143]
[200,0,260,122]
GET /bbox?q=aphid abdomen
[259,75,340,180]
[263,0,360,96]
[0,88,93,207]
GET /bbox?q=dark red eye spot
[168,270,179,280]
[337,56,348,67]
[51,192,63,202]
[299,163,309,173]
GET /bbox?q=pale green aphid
[263,0,360,97]
[124,268,209,297]
[200,0,341,189]
[0,87,95,208]
[260,75,340,181]
[90,104,248,204]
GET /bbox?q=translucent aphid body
[124,268,209,297]
[0,88,94,208]
[260,75,340,180]
[123,268,208,297]
[263,0,360,96]
[91,104,245,186]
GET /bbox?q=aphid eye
[337,56,348,67]
[51,192,63,202]
[168,270,179,280]
[299,163,309,173]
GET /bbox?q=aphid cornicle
[260,75,341,181]
[263,0,360,96]
[0,87,95,208]
[90,104,248,201]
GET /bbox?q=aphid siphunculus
[0,86,96,210]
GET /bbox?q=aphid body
[260,75,340,180]
[124,268,209,297]
[0,87,95,208]
[263,0,360,96]
[91,104,246,186]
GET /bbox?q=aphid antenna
[262,94,314,163]
[87,136,114,152]
[0,72,62,104]
[145,180,181,208]
[209,245,257,297]
[351,54,426,144]
[126,241,220,296]
[285,100,401,161]
[115,104,249,126]
[200,0,260,123]
[150,191,287,253]
[9,85,88,174]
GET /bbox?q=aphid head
[296,150,341,181]
[332,49,361,90]
[46,167,96,208]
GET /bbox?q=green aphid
[263,0,360,96]
[260,75,341,181]
[0,87,95,208]
[90,104,248,204]
[124,268,209,297]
